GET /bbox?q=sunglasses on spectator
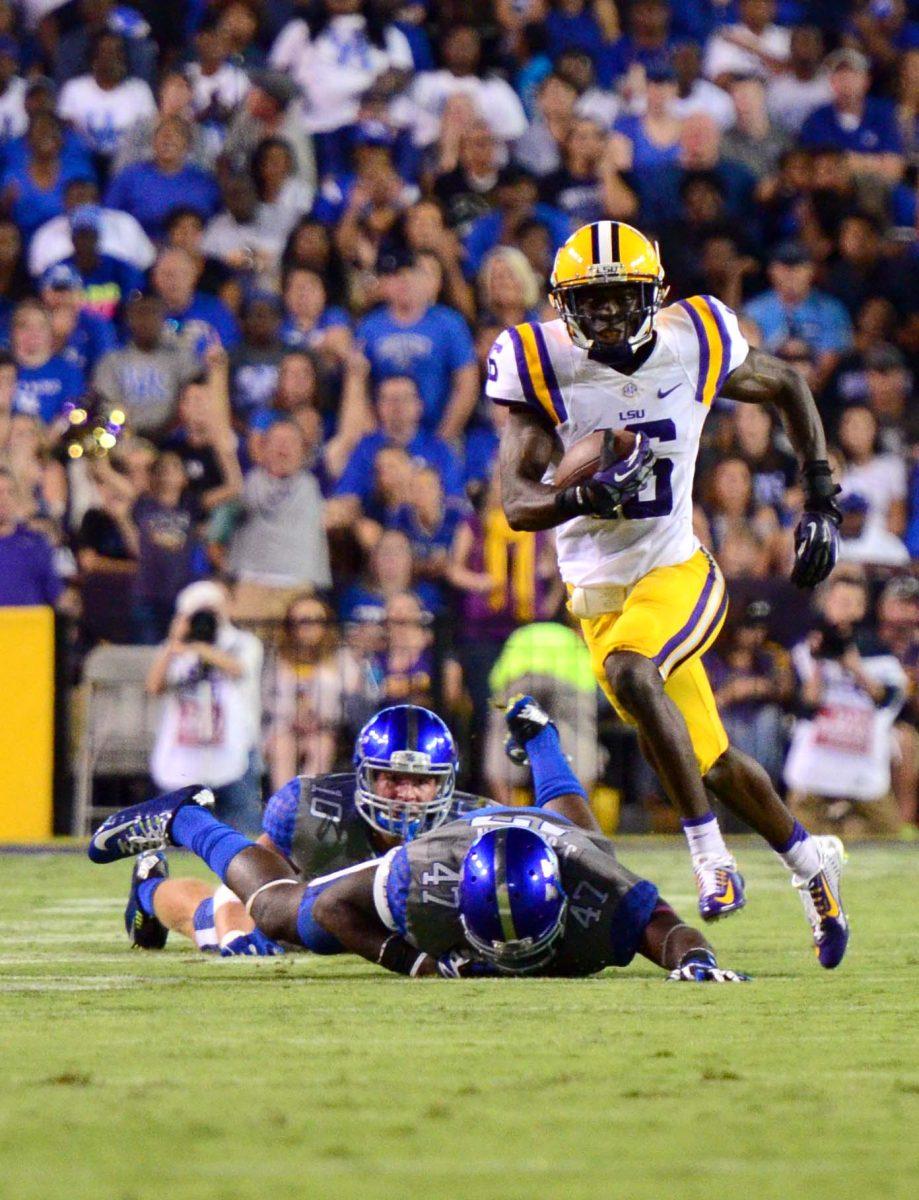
[292,615,327,626]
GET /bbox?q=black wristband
[555,485,587,520]
[377,934,429,976]
[801,460,837,500]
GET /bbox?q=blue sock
[137,877,163,917]
[171,805,253,882]
[525,723,588,807]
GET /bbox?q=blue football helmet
[354,705,457,841]
[459,826,568,973]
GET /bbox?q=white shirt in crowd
[0,76,27,141]
[839,524,910,567]
[57,74,157,158]
[29,206,155,276]
[840,455,907,534]
[408,69,528,147]
[766,71,833,134]
[151,623,263,791]
[270,13,413,134]
[704,23,790,82]
[784,643,907,802]
[185,61,250,120]
[672,78,736,131]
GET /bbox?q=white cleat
[792,835,849,969]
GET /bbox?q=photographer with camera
[146,581,263,835]
[784,573,907,838]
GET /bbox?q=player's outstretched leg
[704,746,849,968]
[606,651,745,921]
[124,853,246,953]
[125,852,172,949]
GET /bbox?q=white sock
[776,824,822,881]
[681,812,729,864]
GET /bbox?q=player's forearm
[639,907,713,971]
[502,473,567,531]
[722,348,828,465]
[311,882,431,975]
[499,408,563,531]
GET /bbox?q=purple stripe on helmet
[507,326,540,412]
[590,222,600,261]
[667,587,729,678]
[653,555,717,669]
[531,323,567,423]
[702,295,733,395]
[677,300,709,406]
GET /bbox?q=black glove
[791,460,841,590]
[556,430,655,520]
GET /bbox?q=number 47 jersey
[486,297,749,588]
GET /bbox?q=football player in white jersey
[488,220,849,969]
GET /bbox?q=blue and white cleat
[502,693,556,766]
[88,785,214,865]
[694,856,746,922]
[125,851,169,949]
[793,835,849,969]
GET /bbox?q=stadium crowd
[0,0,915,833]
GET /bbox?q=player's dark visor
[554,281,658,347]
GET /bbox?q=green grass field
[2,841,917,1200]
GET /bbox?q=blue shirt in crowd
[65,253,146,322]
[61,309,118,374]
[1,159,92,241]
[13,355,85,423]
[744,288,853,356]
[356,304,475,430]
[463,205,571,277]
[0,524,63,606]
[335,430,464,507]
[164,292,240,349]
[280,307,351,351]
[799,99,904,157]
[105,162,221,239]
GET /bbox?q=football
[553,428,638,491]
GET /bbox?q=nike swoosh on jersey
[657,384,681,399]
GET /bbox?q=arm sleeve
[333,442,372,501]
[484,328,529,407]
[445,312,476,372]
[261,776,302,858]
[670,295,750,408]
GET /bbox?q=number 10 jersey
[486,296,749,588]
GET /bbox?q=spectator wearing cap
[10,298,84,427]
[836,404,907,537]
[105,116,221,240]
[463,165,570,279]
[408,24,527,151]
[721,75,790,181]
[60,203,144,322]
[744,242,852,388]
[328,373,463,528]
[541,116,637,227]
[200,174,283,285]
[28,177,155,280]
[704,599,793,786]
[0,466,64,607]
[150,246,240,350]
[227,417,332,623]
[93,292,199,438]
[703,0,790,87]
[250,135,313,246]
[57,31,156,172]
[836,491,909,567]
[40,261,116,374]
[356,249,476,439]
[185,13,250,135]
[53,0,158,88]
[1,112,93,242]
[222,68,315,188]
[268,0,413,173]
[765,25,831,135]
[671,41,736,132]
[612,63,683,172]
[800,49,904,184]
[0,35,27,141]
[146,579,264,835]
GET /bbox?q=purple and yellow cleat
[793,835,849,969]
[88,786,214,865]
[694,857,747,922]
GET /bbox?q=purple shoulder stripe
[531,324,568,423]
[677,300,709,406]
[700,295,733,393]
[507,326,540,412]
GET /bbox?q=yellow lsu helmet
[549,221,667,353]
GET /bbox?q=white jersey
[486,298,749,587]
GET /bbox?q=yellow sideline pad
[0,605,54,840]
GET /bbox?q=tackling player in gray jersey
[96,699,748,982]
